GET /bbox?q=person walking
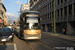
[63,28,67,34]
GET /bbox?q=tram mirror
[27,23,29,25]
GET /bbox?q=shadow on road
[0,43,7,50]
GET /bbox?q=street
[0,0,75,50]
[14,35,53,50]
[0,33,75,50]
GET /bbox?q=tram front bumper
[24,34,41,40]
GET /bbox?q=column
[72,4,74,16]
[63,8,64,17]
[45,24,48,32]
[46,14,48,22]
[67,22,71,34]
[57,0,58,6]
[60,0,61,5]
[51,1,52,9]
[47,4,48,11]
[59,9,61,18]
[49,13,50,20]
[51,12,52,21]
[63,0,65,3]
[67,6,69,18]
[49,3,50,10]
[56,10,57,19]
[41,25,43,32]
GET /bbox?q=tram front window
[24,17,40,29]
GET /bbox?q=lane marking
[14,44,17,50]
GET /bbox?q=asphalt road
[14,33,75,50]
[0,33,75,50]
[0,43,17,50]
[40,33,75,50]
[14,35,53,50]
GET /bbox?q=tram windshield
[24,17,40,29]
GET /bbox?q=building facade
[20,3,30,12]
[30,0,75,35]
[0,1,8,27]
[20,0,30,13]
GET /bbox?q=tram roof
[20,10,39,15]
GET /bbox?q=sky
[2,0,30,24]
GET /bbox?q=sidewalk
[42,32,75,41]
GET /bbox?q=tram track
[42,35,75,47]
[36,40,55,50]
[18,37,74,50]
[25,40,55,50]
[15,34,75,50]
[23,36,75,50]
[25,40,35,50]
[35,38,75,50]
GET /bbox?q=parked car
[7,25,13,31]
[0,28,14,42]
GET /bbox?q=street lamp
[54,0,56,34]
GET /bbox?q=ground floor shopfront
[41,21,75,35]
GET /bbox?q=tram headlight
[31,30,33,32]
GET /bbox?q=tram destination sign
[26,14,38,17]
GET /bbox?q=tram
[17,11,41,40]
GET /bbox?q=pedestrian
[63,29,67,34]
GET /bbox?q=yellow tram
[17,11,41,40]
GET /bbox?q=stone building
[0,0,8,27]
[30,0,75,35]
[20,0,30,13]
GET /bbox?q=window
[46,5,47,10]
[61,8,63,17]
[56,0,57,5]
[65,0,67,2]
[45,14,47,20]
[57,10,59,18]
[68,0,71,1]
[0,12,3,17]
[64,7,67,16]
[69,5,72,15]
[50,13,51,20]
[48,4,49,10]
[0,14,2,17]
[52,1,54,8]
[58,0,60,5]
[74,3,75,14]
[61,0,63,3]
[34,0,37,1]
[0,28,11,32]
[48,13,49,20]
[52,12,54,19]
[50,3,51,9]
